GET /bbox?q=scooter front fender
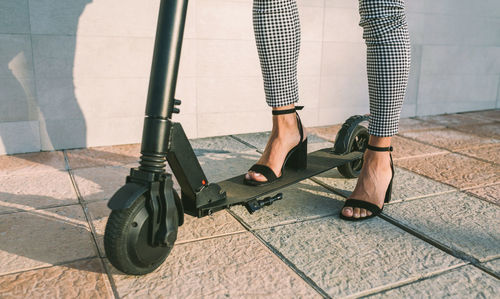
[107,182,149,210]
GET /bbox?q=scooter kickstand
[245,193,283,214]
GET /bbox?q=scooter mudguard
[107,182,149,210]
[333,115,369,154]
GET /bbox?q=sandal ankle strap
[271,106,305,144]
[272,106,303,115]
[366,144,393,152]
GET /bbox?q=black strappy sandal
[244,106,308,186]
[339,144,394,221]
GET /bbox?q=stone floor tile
[233,131,329,152]
[109,233,318,298]
[191,135,252,154]
[66,144,141,169]
[401,128,499,151]
[417,113,495,127]
[459,143,500,164]
[453,123,500,139]
[86,200,245,256]
[368,265,500,298]
[465,184,500,206]
[311,168,357,197]
[313,167,456,202]
[231,132,273,151]
[308,141,335,153]
[72,166,130,202]
[198,149,261,183]
[0,258,113,299]
[391,135,448,160]
[458,109,500,122]
[397,117,446,133]
[482,258,500,276]
[177,211,245,244]
[307,124,343,142]
[0,151,66,176]
[230,179,344,229]
[396,153,499,189]
[0,205,96,275]
[0,170,77,214]
[384,191,500,262]
[256,217,463,298]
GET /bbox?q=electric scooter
[104,0,369,275]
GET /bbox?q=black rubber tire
[104,195,175,275]
[337,125,369,178]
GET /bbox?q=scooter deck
[199,148,362,213]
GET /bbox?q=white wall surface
[1,0,499,154]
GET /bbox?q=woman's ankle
[367,135,392,148]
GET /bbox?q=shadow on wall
[0,0,92,154]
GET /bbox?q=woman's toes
[353,208,361,218]
[360,209,367,218]
[249,171,268,182]
[366,210,372,217]
[342,207,353,217]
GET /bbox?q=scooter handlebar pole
[146,0,188,118]
[140,0,189,167]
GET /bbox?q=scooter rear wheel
[336,125,369,178]
[104,194,176,275]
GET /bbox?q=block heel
[286,138,307,170]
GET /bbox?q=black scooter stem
[141,0,188,156]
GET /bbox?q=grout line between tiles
[0,202,82,216]
[349,263,470,299]
[386,190,457,204]
[175,229,248,245]
[229,135,261,151]
[396,131,499,166]
[168,210,342,247]
[245,211,339,232]
[460,183,500,207]
[392,150,450,161]
[0,256,100,278]
[378,213,500,281]
[392,157,498,196]
[63,150,120,299]
[226,208,332,299]
[310,176,459,206]
[459,182,500,192]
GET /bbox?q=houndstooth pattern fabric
[359,0,411,136]
[253,0,300,107]
[253,0,411,137]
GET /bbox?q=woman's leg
[342,0,411,219]
[247,0,305,183]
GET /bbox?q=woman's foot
[245,105,307,183]
[341,137,393,219]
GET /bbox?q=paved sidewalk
[0,111,499,298]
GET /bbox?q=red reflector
[202,180,206,185]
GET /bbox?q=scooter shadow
[0,192,107,274]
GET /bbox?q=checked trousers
[253,0,411,137]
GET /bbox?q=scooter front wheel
[104,194,176,275]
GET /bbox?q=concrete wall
[1,0,499,155]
